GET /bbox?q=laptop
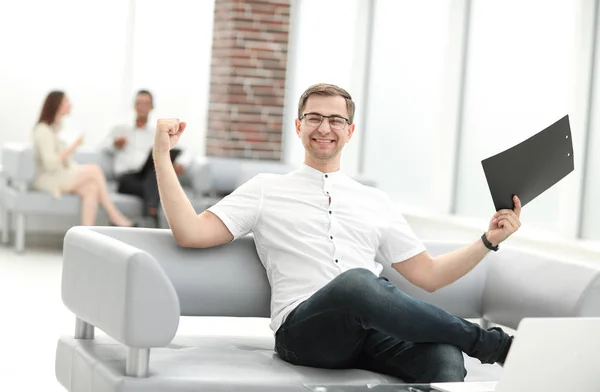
[431,317,600,392]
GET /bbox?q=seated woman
[32,91,136,227]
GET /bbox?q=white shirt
[208,164,426,333]
[102,124,156,176]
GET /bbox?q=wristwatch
[481,232,499,252]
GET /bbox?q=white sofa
[56,226,600,391]
[0,143,207,252]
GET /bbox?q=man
[152,84,520,383]
[102,90,185,226]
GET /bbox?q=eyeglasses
[300,113,350,130]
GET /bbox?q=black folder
[481,115,574,211]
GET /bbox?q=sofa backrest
[482,247,600,329]
[1,143,115,185]
[89,227,272,318]
[204,157,294,196]
[200,156,378,197]
[380,241,488,319]
[87,227,486,320]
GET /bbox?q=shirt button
[325,174,328,178]
[328,210,332,214]
[330,236,333,239]
[335,259,339,263]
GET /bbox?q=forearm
[153,149,199,243]
[102,143,116,154]
[59,146,74,162]
[429,237,490,291]
[39,147,66,171]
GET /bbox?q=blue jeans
[274,268,511,383]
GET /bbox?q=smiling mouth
[312,138,335,144]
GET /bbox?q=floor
[0,240,273,391]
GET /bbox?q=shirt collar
[134,123,151,131]
[298,163,347,182]
[50,122,62,132]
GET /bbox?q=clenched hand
[154,118,187,154]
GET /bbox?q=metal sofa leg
[74,317,95,340]
[126,348,150,378]
[0,208,8,244]
[73,317,150,378]
[15,212,25,253]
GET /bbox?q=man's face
[295,95,355,162]
[134,93,153,118]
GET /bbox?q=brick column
[206,0,290,160]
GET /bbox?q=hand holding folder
[481,115,575,212]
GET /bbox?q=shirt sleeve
[207,175,264,240]
[33,124,62,172]
[377,194,426,265]
[100,126,120,154]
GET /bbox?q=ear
[295,118,302,138]
[346,123,355,142]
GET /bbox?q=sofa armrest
[2,143,35,185]
[70,226,272,318]
[62,227,180,348]
[380,241,488,319]
[482,246,600,329]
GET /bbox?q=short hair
[297,83,355,124]
[136,89,153,105]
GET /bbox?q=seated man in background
[102,90,185,227]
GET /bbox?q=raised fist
[154,118,187,154]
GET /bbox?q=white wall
[130,0,214,157]
[0,0,131,148]
[0,0,215,233]
[0,0,214,152]
[582,1,600,241]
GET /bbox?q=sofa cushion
[3,187,81,214]
[205,157,294,196]
[2,184,143,217]
[109,193,146,218]
[56,335,400,392]
[56,333,502,392]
